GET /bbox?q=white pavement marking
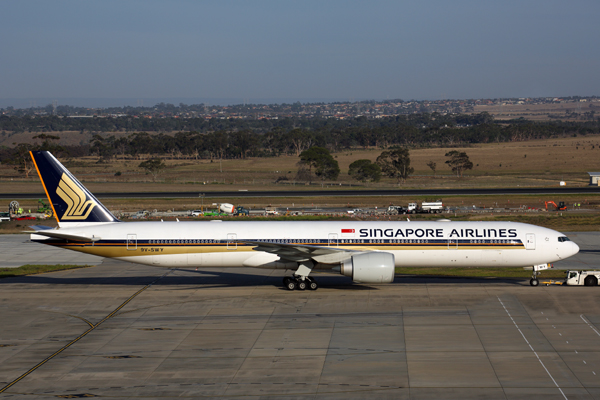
[498,297,568,400]
[580,314,600,337]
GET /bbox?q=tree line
[136,145,474,184]
[2,113,600,141]
[1,112,599,179]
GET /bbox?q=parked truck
[407,201,444,214]
[564,270,600,286]
[233,206,250,216]
[386,205,407,215]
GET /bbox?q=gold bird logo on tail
[56,173,97,220]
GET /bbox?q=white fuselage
[31,220,579,270]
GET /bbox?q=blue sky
[1,0,599,106]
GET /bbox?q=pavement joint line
[580,314,600,337]
[498,296,568,400]
[0,270,172,395]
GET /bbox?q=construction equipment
[234,206,250,216]
[545,201,567,211]
[37,199,53,216]
[9,201,19,215]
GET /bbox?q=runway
[0,234,599,398]
[2,185,600,199]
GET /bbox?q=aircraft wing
[242,240,360,263]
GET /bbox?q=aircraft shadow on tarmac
[0,266,529,289]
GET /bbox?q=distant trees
[139,158,166,182]
[376,147,414,183]
[3,134,65,178]
[4,111,600,169]
[297,146,340,182]
[1,112,600,147]
[426,160,437,175]
[8,143,36,178]
[286,128,314,156]
[445,150,473,177]
[348,159,381,182]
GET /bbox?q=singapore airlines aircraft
[29,151,579,290]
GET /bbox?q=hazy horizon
[2,1,599,105]
[3,93,599,110]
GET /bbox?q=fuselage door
[525,233,535,250]
[448,238,458,249]
[227,233,237,250]
[127,234,137,250]
[328,233,338,247]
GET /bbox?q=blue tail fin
[30,151,120,226]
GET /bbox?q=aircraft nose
[570,241,580,257]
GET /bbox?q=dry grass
[0,264,91,279]
[472,101,600,121]
[1,135,600,194]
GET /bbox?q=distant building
[588,172,600,186]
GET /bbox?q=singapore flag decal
[341,228,355,237]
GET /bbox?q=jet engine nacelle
[340,252,395,283]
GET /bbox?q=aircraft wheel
[308,279,318,291]
[284,277,296,291]
[530,278,539,287]
[297,280,307,291]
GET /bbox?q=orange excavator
[545,201,567,211]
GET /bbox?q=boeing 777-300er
[28,151,580,290]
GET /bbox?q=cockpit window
[558,236,571,242]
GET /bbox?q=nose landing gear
[530,263,552,287]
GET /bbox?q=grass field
[0,264,91,279]
[472,101,600,121]
[2,135,600,229]
[2,135,600,194]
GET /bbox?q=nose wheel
[530,270,540,287]
[283,276,318,291]
[530,278,539,286]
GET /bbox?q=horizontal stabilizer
[28,230,100,242]
[28,225,55,231]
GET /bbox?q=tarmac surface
[0,234,599,399]
[2,185,600,200]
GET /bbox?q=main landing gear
[283,261,318,291]
[283,276,318,291]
